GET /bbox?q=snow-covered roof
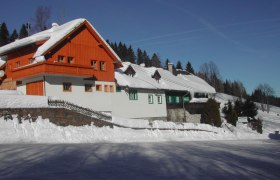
[115,62,216,94]
[0,18,121,64]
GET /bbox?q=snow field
[0,115,268,144]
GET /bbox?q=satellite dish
[0,70,5,78]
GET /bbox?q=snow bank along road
[0,140,279,180]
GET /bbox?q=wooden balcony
[11,62,114,81]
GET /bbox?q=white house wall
[44,76,114,111]
[112,88,167,119]
[17,75,114,112]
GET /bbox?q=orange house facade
[0,19,122,111]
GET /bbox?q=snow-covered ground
[0,92,280,143]
[0,140,279,179]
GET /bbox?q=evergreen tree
[143,50,150,67]
[19,24,28,39]
[164,59,170,69]
[0,22,10,46]
[150,53,161,68]
[234,99,244,117]
[9,29,18,42]
[222,100,238,126]
[137,48,144,65]
[176,61,183,70]
[242,98,258,118]
[126,45,136,63]
[186,61,194,74]
[201,99,222,127]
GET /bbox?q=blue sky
[1,0,280,96]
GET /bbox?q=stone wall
[0,108,114,127]
[167,108,201,123]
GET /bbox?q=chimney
[50,23,59,32]
[167,63,173,74]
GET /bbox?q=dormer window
[124,65,136,77]
[152,70,161,83]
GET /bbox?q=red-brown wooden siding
[26,80,44,96]
[1,23,119,84]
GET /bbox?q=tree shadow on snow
[0,142,279,180]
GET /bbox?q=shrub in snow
[222,100,238,126]
[242,98,258,118]
[201,99,221,127]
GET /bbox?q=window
[67,57,74,64]
[110,85,114,93]
[58,55,64,63]
[29,59,33,64]
[166,96,172,104]
[129,90,138,100]
[63,82,71,92]
[175,96,180,103]
[166,95,181,104]
[96,84,102,92]
[104,85,109,92]
[183,96,190,103]
[91,60,97,69]
[148,94,153,104]
[85,84,92,92]
[116,87,122,92]
[194,92,208,98]
[100,61,106,71]
[16,61,20,68]
[157,95,162,104]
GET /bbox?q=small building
[113,62,216,121]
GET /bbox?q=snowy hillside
[216,92,280,135]
[0,92,279,143]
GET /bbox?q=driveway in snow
[0,140,279,180]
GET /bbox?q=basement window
[96,84,102,92]
[85,84,92,92]
[63,82,72,92]
[110,85,114,93]
[104,85,109,92]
